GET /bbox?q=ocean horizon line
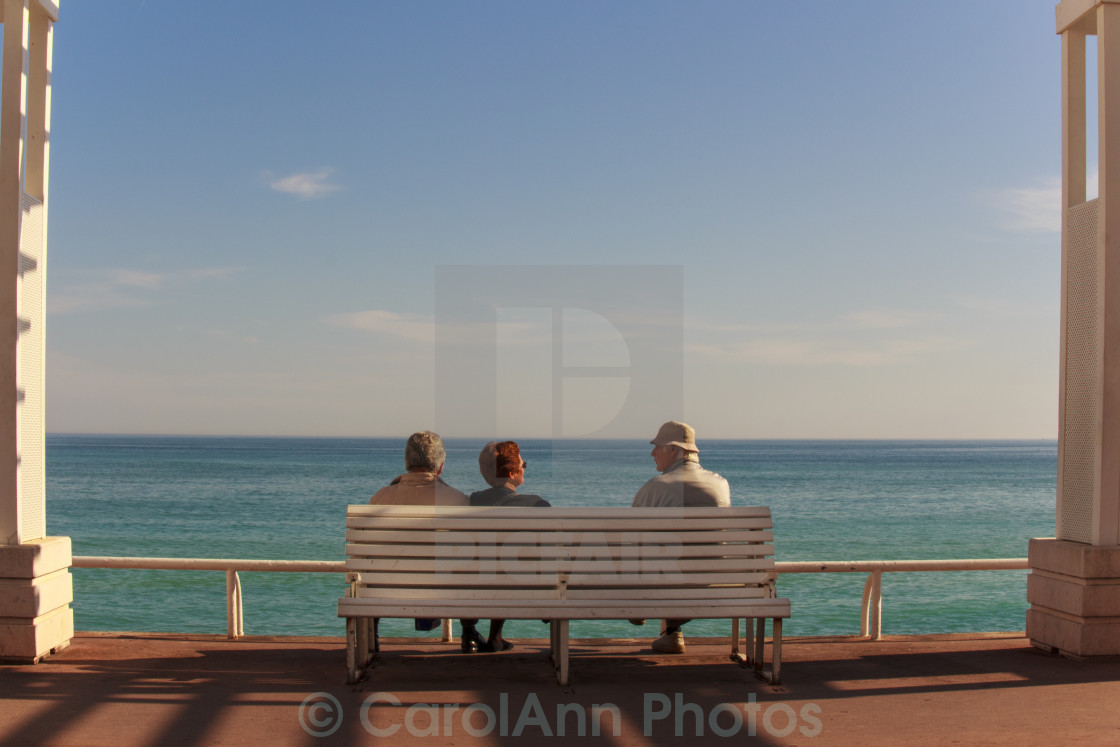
[45,432,1059,443]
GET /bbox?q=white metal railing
[774,559,1030,640]
[72,556,346,639]
[72,556,1030,640]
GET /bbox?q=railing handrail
[775,558,1029,573]
[69,555,1031,641]
[73,556,346,573]
[74,556,1028,573]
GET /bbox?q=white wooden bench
[337,505,790,686]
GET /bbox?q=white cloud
[845,309,939,330]
[105,269,165,289]
[988,171,1100,233]
[990,177,1061,232]
[325,310,435,343]
[268,168,340,200]
[324,309,555,346]
[687,307,967,367]
[49,267,240,315]
[689,308,936,336]
[953,295,1054,320]
[691,336,967,367]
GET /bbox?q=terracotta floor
[2,631,1119,746]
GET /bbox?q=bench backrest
[345,506,776,604]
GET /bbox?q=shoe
[628,619,646,626]
[651,631,685,654]
[481,638,514,653]
[461,629,486,653]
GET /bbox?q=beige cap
[650,421,698,452]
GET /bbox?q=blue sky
[43,0,1063,438]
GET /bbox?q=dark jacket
[469,486,550,507]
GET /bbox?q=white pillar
[0,0,69,664]
[1028,0,1120,658]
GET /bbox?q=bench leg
[356,618,369,668]
[346,618,359,685]
[770,618,782,685]
[754,617,765,671]
[747,618,782,685]
[731,618,753,666]
[553,619,570,687]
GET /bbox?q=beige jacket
[370,472,469,506]
[631,458,731,508]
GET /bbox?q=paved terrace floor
[1,631,1119,746]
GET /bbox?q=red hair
[494,441,521,478]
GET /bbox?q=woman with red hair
[461,440,550,652]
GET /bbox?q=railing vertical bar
[225,570,244,639]
[870,570,883,641]
[226,570,236,638]
[860,574,874,637]
[235,571,244,637]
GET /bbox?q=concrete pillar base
[1027,538,1120,657]
[0,537,74,663]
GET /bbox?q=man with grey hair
[371,431,470,506]
[631,420,730,653]
[371,431,484,652]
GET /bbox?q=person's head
[478,440,525,488]
[404,431,446,473]
[649,420,699,472]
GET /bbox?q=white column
[0,0,28,549]
[0,0,70,664]
[1028,0,1120,658]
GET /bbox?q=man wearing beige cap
[632,420,730,508]
[631,420,730,653]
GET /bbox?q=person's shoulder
[469,488,498,506]
[369,479,403,504]
[631,476,668,506]
[705,467,729,484]
[437,485,470,506]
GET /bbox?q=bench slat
[347,557,774,574]
[345,529,775,545]
[348,570,770,587]
[352,586,773,601]
[346,517,773,531]
[345,544,775,562]
[344,544,775,559]
[338,598,791,620]
[347,506,774,520]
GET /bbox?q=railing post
[226,570,244,639]
[860,573,873,636]
[870,570,883,641]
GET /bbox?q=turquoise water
[45,436,1055,639]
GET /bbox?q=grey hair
[662,444,699,465]
[404,431,446,472]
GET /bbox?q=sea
[45,435,1056,641]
